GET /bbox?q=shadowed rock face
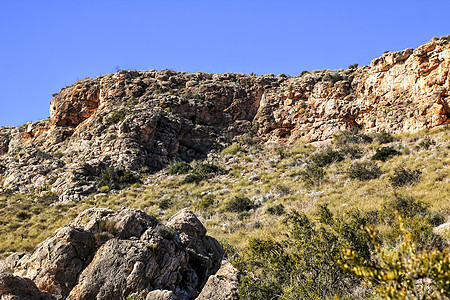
[196,260,240,300]
[0,38,449,200]
[0,273,56,300]
[1,208,224,300]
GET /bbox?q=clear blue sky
[1,0,449,126]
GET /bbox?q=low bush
[237,206,372,299]
[221,143,242,155]
[267,204,285,216]
[193,163,224,175]
[381,195,446,250]
[371,146,401,161]
[419,136,436,149]
[299,164,326,186]
[322,72,344,84]
[225,196,254,212]
[346,161,382,180]
[198,194,216,209]
[183,173,206,184]
[158,198,173,210]
[333,130,372,147]
[183,163,225,184]
[96,168,140,190]
[168,161,192,175]
[98,186,110,193]
[389,167,421,187]
[107,110,127,124]
[310,148,344,167]
[339,145,364,159]
[372,130,394,144]
[237,200,448,299]
[340,217,449,299]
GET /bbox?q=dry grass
[1,125,449,257]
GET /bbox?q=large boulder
[168,209,225,287]
[5,208,224,300]
[196,260,240,300]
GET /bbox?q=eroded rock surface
[0,273,55,300]
[196,260,240,300]
[3,208,224,300]
[0,38,449,200]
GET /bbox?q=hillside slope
[0,37,449,202]
[0,37,449,300]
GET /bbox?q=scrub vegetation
[0,125,449,298]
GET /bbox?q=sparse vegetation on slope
[1,125,449,299]
[1,38,450,299]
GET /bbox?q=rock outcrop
[196,260,240,300]
[1,208,225,300]
[0,37,449,200]
[0,273,56,300]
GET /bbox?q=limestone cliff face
[0,37,449,200]
[255,38,450,142]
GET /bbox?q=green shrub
[419,136,436,149]
[198,194,216,209]
[267,204,285,215]
[237,202,447,299]
[339,145,364,159]
[237,207,372,299]
[16,211,31,220]
[98,186,110,193]
[116,169,140,185]
[96,169,116,189]
[322,72,344,84]
[221,143,242,155]
[168,161,192,175]
[225,196,254,212]
[39,192,59,203]
[300,70,310,76]
[137,166,151,175]
[299,164,326,186]
[381,195,445,250]
[238,136,255,146]
[107,110,127,123]
[371,146,401,161]
[333,130,372,147]
[159,198,173,210]
[182,163,225,184]
[53,151,64,158]
[310,148,344,167]
[183,173,205,184]
[190,115,204,125]
[346,161,382,180]
[181,91,203,101]
[340,217,450,299]
[193,163,224,175]
[389,167,421,187]
[96,168,140,190]
[373,130,394,144]
[381,195,432,224]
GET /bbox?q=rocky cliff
[0,37,449,201]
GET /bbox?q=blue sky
[1,0,449,126]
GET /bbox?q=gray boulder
[196,261,240,300]
[8,208,224,300]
